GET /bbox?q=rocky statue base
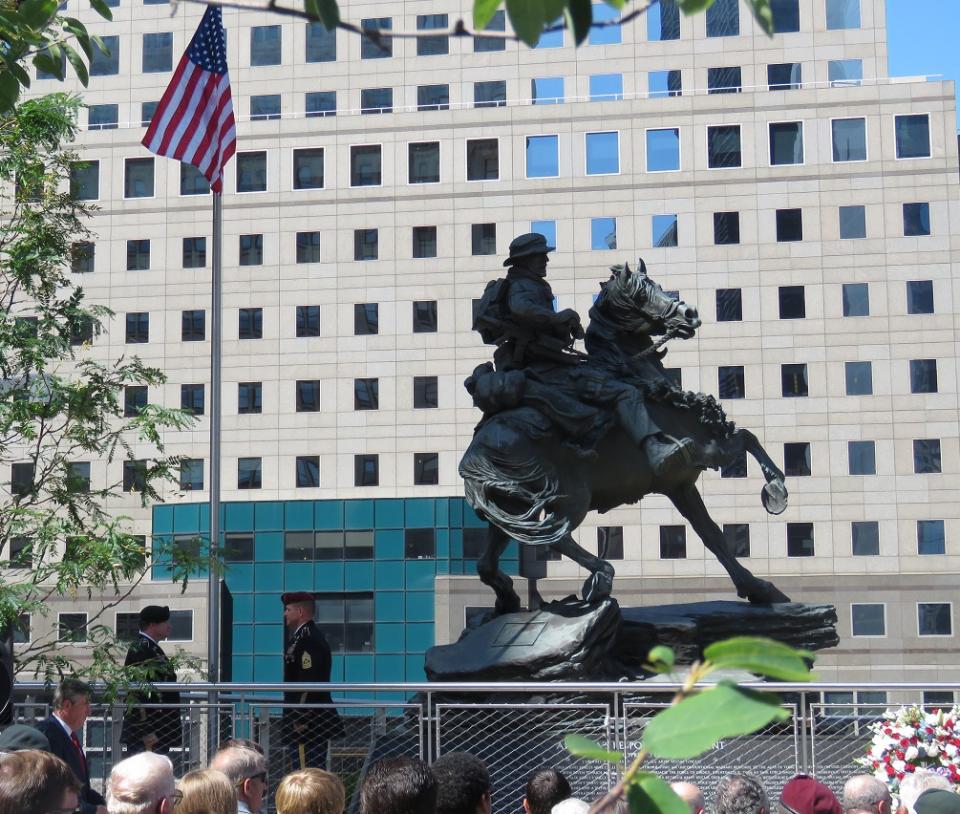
[424,598,838,683]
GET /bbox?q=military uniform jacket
[282,621,344,740]
[120,633,183,750]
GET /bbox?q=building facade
[12,0,960,696]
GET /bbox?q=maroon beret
[779,775,843,814]
[281,592,315,605]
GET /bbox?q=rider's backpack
[472,278,510,345]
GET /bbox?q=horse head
[599,259,701,339]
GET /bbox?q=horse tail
[459,448,570,547]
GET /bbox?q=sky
[885,0,960,131]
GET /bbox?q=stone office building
[13,0,960,701]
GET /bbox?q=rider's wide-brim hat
[503,232,555,266]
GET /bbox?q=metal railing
[11,681,959,814]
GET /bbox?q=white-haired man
[210,744,269,814]
[106,752,177,814]
[673,782,706,814]
[898,771,952,814]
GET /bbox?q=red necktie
[71,731,87,776]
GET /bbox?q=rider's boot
[643,434,696,478]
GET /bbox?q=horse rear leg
[668,483,791,604]
[477,524,522,614]
[553,534,616,604]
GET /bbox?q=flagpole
[208,191,222,685]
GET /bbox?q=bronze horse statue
[459,262,791,613]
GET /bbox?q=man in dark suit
[120,605,182,755]
[281,591,344,769]
[35,678,107,814]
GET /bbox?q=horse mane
[591,261,659,335]
[642,379,737,440]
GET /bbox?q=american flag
[142,6,236,193]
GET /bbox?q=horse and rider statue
[460,232,792,615]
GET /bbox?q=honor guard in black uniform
[120,605,182,755]
[282,592,344,769]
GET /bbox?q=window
[534,18,563,48]
[417,84,449,112]
[771,0,800,32]
[718,366,745,399]
[10,463,34,498]
[776,209,803,242]
[182,237,206,268]
[768,63,801,90]
[829,59,862,87]
[917,520,945,555]
[591,218,617,250]
[237,457,262,489]
[181,310,205,342]
[532,77,564,105]
[714,212,740,245]
[409,142,440,184]
[652,214,678,248]
[781,363,808,397]
[296,305,321,338]
[354,303,378,335]
[723,524,750,557]
[350,145,382,187]
[238,307,263,339]
[413,301,437,333]
[141,101,159,127]
[706,0,739,36]
[286,531,314,560]
[250,94,281,121]
[845,361,873,395]
[648,0,679,40]
[707,125,741,168]
[588,3,622,44]
[126,239,150,271]
[125,313,149,344]
[305,21,336,62]
[142,32,172,73]
[412,227,437,259]
[474,9,505,51]
[851,521,879,556]
[526,135,559,178]
[12,613,30,642]
[910,359,937,394]
[716,289,742,322]
[88,104,118,130]
[354,378,379,410]
[659,526,686,559]
[721,452,747,478]
[787,523,814,557]
[179,459,203,491]
[648,70,682,98]
[296,380,321,412]
[467,139,499,181]
[842,283,869,317]
[70,316,94,346]
[237,382,262,414]
[922,691,954,708]
[906,281,934,314]
[707,67,742,94]
[181,384,204,415]
[414,13,449,56]
[305,91,336,117]
[769,122,804,165]
[180,163,210,195]
[832,118,866,161]
[848,441,876,475]
[531,220,557,248]
[839,206,866,239]
[414,453,439,486]
[851,604,884,637]
[296,231,321,263]
[597,527,624,559]
[414,376,438,409]
[913,439,941,474]
[36,47,66,80]
[360,87,392,114]
[71,242,95,274]
[236,152,267,193]
[784,442,811,476]
[122,460,147,493]
[250,25,281,66]
[353,229,378,261]
[895,115,931,159]
[918,603,952,636]
[827,0,860,29]
[471,224,497,256]
[903,203,931,237]
[90,35,119,75]
[70,161,99,200]
[778,286,805,319]
[590,74,623,101]
[58,613,88,643]
[239,234,263,266]
[315,592,374,652]
[474,80,506,108]
[646,129,680,172]
[296,456,320,488]
[354,454,379,486]
[360,18,393,58]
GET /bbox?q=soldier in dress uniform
[120,605,182,756]
[281,591,344,770]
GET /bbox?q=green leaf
[703,636,814,682]
[304,0,339,29]
[542,0,567,23]
[644,644,675,673]
[563,734,623,763]
[677,0,715,14]
[628,773,691,814]
[18,0,60,30]
[565,0,593,45]
[63,44,89,86]
[63,18,94,60]
[8,61,31,90]
[604,0,626,9]
[473,0,502,30]
[745,0,773,35]
[642,682,791,758]
[0,71,21,113]
[92,35,110,56]
[88,0,114,21]
[506,0,546,46]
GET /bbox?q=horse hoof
[742,579,791,605]
[582,571,614,604]
[761,480,788,515]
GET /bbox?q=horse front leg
[668,483,791,604]
[476,524,522,615]
[552,534,616,604]
[713,428,788,516]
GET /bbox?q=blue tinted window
[142,32,172,73]
[646,128,680,172]
[706,0,739,36]
[844,361,872,395]
[90,35,119,76]
[305,91,336,118]
[360,18,392,59]
[591,218,617,250]
[88,104,118,130]
[589,73,623,101]
[827,0,860,30]
[652,214,678,248]
[250,25,281,66]
[649,70,681,98]
[648,0,679,40]
[832,118,866,161]
[903,203,931,237]
[526,135,559,178]
[250,94,280,121]
[907,280,934,314]
[829,59,862,87]
[895,115,931,159]
[589,3,622,45]
[474,9,505,52]
[917,520,945,555]
[769,122,804,165]
[531,77,563,104]
[585,131,619,175]
[839,206,866,239]
[847,441,876,475]
[531,220,557,248]
[306,22,336,62]
[771,0,800,32]
[535,19,563,48]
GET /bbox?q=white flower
[893,760,905,773]
[944,744,958,758]
[926,743,940,758]
[905,746,920,761]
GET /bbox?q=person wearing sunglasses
[210,744,269,814]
